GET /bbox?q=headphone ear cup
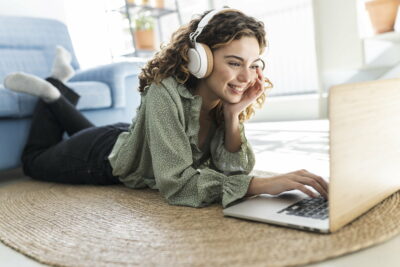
[201,43,213,78]
[187,47,201,78]
[187,43,213,78]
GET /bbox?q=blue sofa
[0,16,144,171]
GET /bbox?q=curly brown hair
[138,9,273,123]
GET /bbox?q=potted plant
[365,0,399,34]
[155,0,165,8]
[133,12,156,50]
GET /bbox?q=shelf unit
[363,31,400,43]
[360,31,400,70]
[122,0,182,57]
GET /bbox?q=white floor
[246,120,400,267]
[1,120,399,267]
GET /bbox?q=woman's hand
[246,169,329,199]
[223,67,265,118]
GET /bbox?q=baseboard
[0,167,26,182]
[250,93,328,122]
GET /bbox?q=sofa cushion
[67,81,112,110]
[0,81,111,118]
[0,16,80,81]
[0,47,52,82]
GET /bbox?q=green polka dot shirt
[108,77,255,208]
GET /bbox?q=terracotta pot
[365,0,399,34]
[155,0,164,8]
[134,30,155,50]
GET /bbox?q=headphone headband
[187,8,241,79]
[189,8,239,44]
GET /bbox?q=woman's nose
[237,67,252,83]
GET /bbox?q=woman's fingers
[292,170,329,199]
[296,169,329,193]
[293,176,328,199]
[256,68,264,89]
[291,182,318,198]
[245,68,264,99]
[244,81,263,103]
[264,170,329,198]
[247,71,264,100]
[256,66,264,79]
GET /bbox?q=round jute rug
[0,178,399,267]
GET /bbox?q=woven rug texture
[0,178,399,267]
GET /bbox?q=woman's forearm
[246,177,265,196]
[224,113,242,152]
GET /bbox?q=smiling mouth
[228,83,246,94]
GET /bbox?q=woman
[4,8,328,208]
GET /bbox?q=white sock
[51,46,75,83]
[4,72,61,103]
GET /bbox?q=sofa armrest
[70,61,145,108]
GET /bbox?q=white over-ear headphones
[187,8,238,79]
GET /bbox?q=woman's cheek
[251,71,258,81]
[220,69,234,82]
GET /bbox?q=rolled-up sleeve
[210,122,256,175]
[146,87,253,208]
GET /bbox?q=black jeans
[21,78,129,185]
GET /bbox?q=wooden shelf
[111,0,182,58]
[122,49,155,58]
[119,4,178,18]
[364,31,400,43]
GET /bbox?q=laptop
[223,78,400,233]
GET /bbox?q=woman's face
[201,36,263,104]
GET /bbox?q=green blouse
[108,77,255,208]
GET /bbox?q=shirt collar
[161,77,200,100]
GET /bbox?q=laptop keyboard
[278,197,329,220]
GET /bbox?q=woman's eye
[250,65,260,70]
[228,62,241,67]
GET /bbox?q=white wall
[312,0,362,119]
[0,0,66,22]
[62,0,113,69]
[312,0,400,119]
[0,0,113,69]
[313,0,364,73]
